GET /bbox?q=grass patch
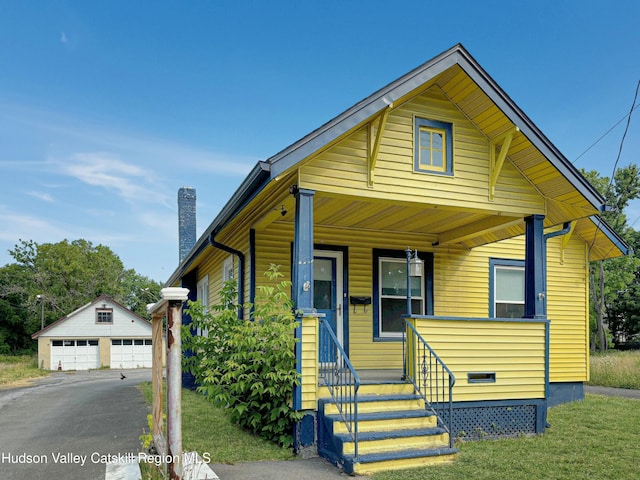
[372,394,640,480]
[137,382,295,464]
[0,354,49,387]
[588,350,640,389]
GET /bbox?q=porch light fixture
[405,247,423,316]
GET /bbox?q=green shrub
[183,264,302,447]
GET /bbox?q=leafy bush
[183,265,302,447]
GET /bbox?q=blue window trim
[489,258,525,317]
[373,249,433,341]
[414,117,453,175]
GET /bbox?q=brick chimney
[178,187,196,263]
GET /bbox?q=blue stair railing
[318,317,361,459]
[403,320,456,448]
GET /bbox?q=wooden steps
[317,383,457,474]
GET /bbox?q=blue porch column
[181,270,198,389]
[292,187,315,412]
[524,214,546,319]
[292,187,315,314]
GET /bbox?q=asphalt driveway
[0,369,151,480]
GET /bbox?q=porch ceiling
[311,194,525,249]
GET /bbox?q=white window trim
[379,257,425,338]
[222,256,234,283]
[493,264,525,317]
[196,275,209,336]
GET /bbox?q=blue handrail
[318,318,361,459]
[403,320,456,447]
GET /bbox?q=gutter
[210,232,245,320]
[543,222,572,241]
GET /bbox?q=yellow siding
[414,318,546,401]
[254,223,588,386]
[299,86,545,217]
[301,315,319,410]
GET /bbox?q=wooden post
[147,287,189,480]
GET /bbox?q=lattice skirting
[436,399,546,440]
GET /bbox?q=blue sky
[1,1,639,282]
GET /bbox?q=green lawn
[136,349,639,477]
[0,354,49,386]
[137,382,295,463]
[372,394,640,480]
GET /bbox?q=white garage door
[110,339,153,369]
[50,339,100,371]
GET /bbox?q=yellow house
[166,44,628,474]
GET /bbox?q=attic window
[414,117,453,175]
[96,308,113,324]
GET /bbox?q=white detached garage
[32,294,161,371]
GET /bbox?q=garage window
[52,340,63,347]
[96,308,113,324]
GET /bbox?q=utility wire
[589,79,640,257]
[573,102,640,164]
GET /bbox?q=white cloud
[0,207,68,243]
[53,152,172,207]
[27,191,54,202]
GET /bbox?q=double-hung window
[373,250,433,339]
[490,259,525,318]
[196,275,209,336]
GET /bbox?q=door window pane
[314,258,333,310]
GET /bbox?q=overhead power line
[573,97,640,165]
[588,79,640,256]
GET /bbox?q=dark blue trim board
[548,382,585,406]
[249,228,256,314]
[524,214,546,319]
[181,269,198,390]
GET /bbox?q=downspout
[209,231,245,320]
[541,221,572,420]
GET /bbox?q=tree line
[0,239,162,354]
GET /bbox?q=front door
[314,250,344,363]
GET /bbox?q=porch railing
[318,317,361,458]
[403,320,456,447]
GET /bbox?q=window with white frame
[196,275,209,336]
[222,256,234,283]
[491,260,525,318]
[378,257,424,337]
